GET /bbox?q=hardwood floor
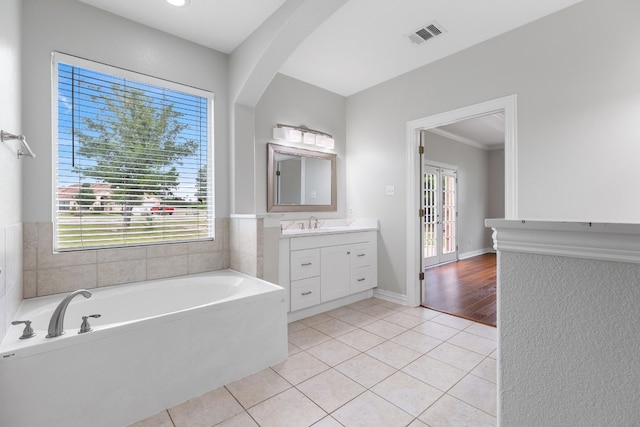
[422,253,497,327]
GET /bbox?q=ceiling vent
[408,22,446,45]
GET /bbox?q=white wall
[424,132,495,255]
[346,0,640,295]
[488,220,640,425]
[21,0,230,222]
[0,0,24,343]
[255,74,346,218]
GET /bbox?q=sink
[280,219,379,237]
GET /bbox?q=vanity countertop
[280,218,378,238]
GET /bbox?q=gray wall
[255,74,346,219]
[488,149,505,219]
[21,0,230,222]
[346,0,640,295]
[423,132,498,255]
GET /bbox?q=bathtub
[0,270,288,427]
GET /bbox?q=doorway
[404,94,518,309]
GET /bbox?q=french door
[423,165,457,267]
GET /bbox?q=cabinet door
[320,245,350,302]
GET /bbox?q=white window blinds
[54,53,213,251]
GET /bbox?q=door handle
[301,262,312,267]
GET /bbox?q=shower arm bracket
[1,130,36,159]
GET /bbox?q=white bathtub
[0,270,288,427]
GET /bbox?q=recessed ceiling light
[166,0,189,7]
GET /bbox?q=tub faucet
[308,216,319,230]
[46,289,92,338]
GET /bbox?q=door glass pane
[423,171,437,258]
[442,174,456,255]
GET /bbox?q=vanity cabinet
[280,230,377,313]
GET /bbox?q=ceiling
[428,114,505,150]
[76,0,582,97]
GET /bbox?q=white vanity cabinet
[280,230,377,315]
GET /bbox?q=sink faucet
[46,289,92,338]
[308,216,319,230]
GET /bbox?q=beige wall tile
[97,246,146,263]
[37,264,97,296]
[23,222,37,270]
[146,254,188,280]
[146,242,189,259]
[188,251,226,274]
[37,222,97,268]
[23,270,37,298]
[98,259,147,287]
[188,239,220,254]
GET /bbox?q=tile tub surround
[130,298,497,427]
[22,219,230,297]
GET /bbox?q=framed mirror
[267,143,337,212]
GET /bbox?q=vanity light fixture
[272,123,335,150]
[165,0,189,7]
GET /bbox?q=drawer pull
[301,291,313,296]
[357,253,366,257]
[301,262,312,267]
[357,278,366,282]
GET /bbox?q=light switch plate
[386,185,395,196]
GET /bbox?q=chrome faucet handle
[79,314,101,334]
[12,320,36,339]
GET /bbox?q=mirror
[267,143,337,212]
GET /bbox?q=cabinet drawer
[290,277,321,311]
[291,249,320,281]
[351,266,376,293]
[351,243,374,268]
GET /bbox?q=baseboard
[458,247,494,260]
[373,288,408,306]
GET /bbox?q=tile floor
[130,298,497,427]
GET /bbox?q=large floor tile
[306,338,360,366]
[356,304,399,319]
[383,311,426,329]
[272,351,330,385]
[335,353,396,388]
[288,327,332,350]
[448,374,497,416]
[430,313,474,330]
[371,371,442,417]
[311,318,357,338]
[471,357,497,384]
[128,410,173,427]
[225,368,291,409]
[215,411,259,427]
[169,387,245,427]
[413,320,459,341]
[336,328,386,352]
[338,311,378,328]
[312,416,343,427]
[297,369,366,413]
[362,319,408,339]
[391,329,442,354]
[402,355,467,392]
[464,322,497,341]
[403,307,441,320]
[248,388,326,427]
[427,342,485,371]
[366,340,422,369]
[448,331,497,356]
[299,313,334,326]
[332,391,414,427]
[419,394,496,427]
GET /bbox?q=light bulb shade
[317,135,335,149]
[272,127,287,140]
[303,132,316,145]
[287,129,302,142]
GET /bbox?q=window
[53,52,214,251]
